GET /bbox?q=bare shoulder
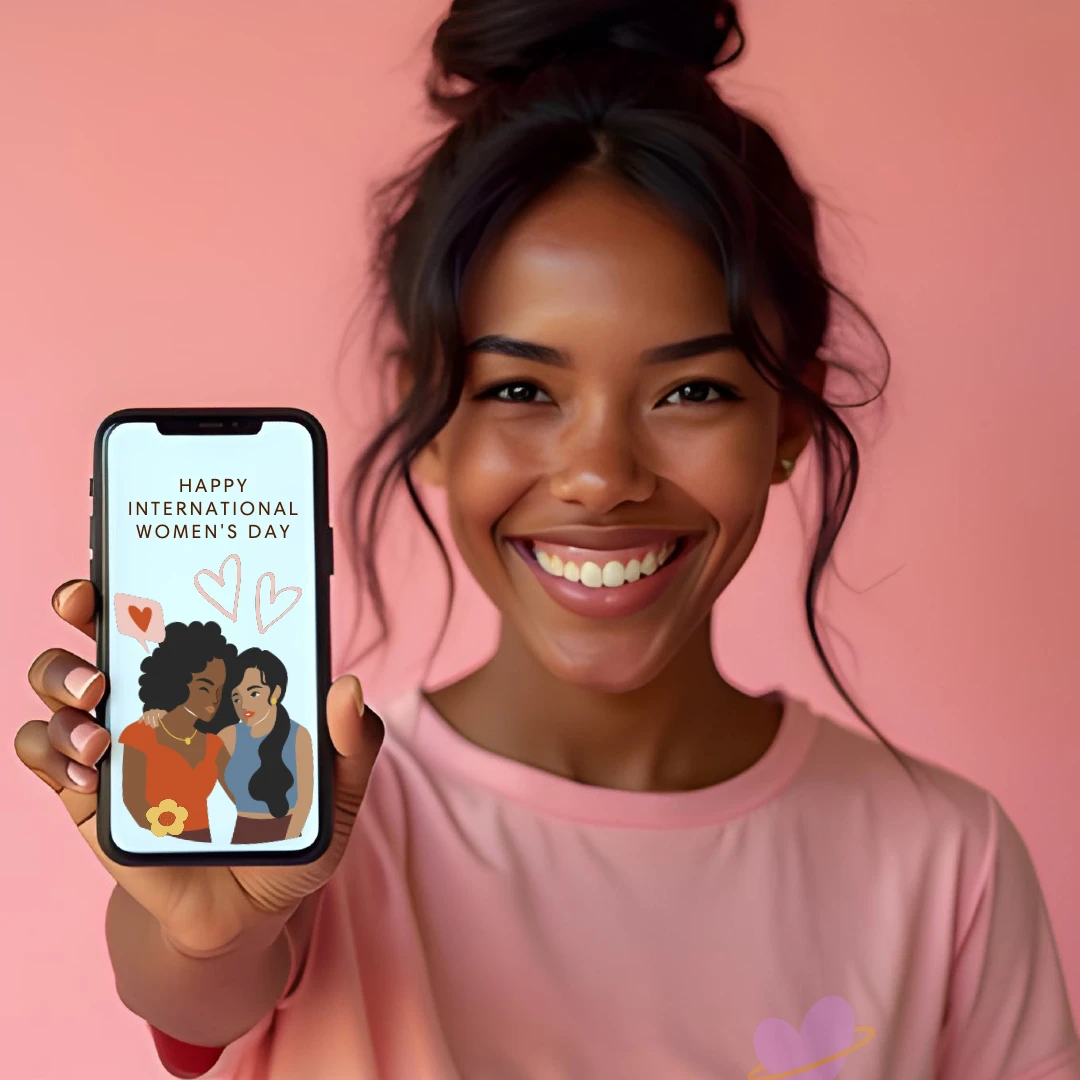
[294,723,312,751]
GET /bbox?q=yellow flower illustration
[146,799,188,837]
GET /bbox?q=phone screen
[98,418,324,857]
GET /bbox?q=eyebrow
[464,332,740,367]
[194,677,214,685]
[245,685,263,693]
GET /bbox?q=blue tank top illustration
[225,718,299,813]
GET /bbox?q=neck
[428,614,779,792]
[248,706,276,737]
[165,707,199,738]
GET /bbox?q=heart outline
[255,571,302,634]
[128,605,152,632]
[193,554,242,623]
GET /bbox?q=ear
[396,365,448,489]
[771,357,826,485]
[272,684,282,703]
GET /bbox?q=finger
[52,579,97,640]
[326,675,384,815]
[15,718,100,815]
[47,707,111,768]
[27,647,105,714]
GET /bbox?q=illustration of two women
[118,620,313,844]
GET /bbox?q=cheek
[444,424,540,533]
[662,411,776,515]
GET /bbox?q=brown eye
[476,381,553,404]
[661,381,743,406]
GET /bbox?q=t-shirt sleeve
[937,792,1080,1079]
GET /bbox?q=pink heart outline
[193,554,242,623]
[255,571,302,634]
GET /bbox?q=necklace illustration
[158,717,197,745]
[158,705,202,745]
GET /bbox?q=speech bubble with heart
[255,571,302,634]
[113,593,166,653]
[194,554,242,622]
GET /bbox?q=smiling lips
[243,710,255,719]
[505,526,704,619]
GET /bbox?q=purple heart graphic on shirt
[753,996,856,1079]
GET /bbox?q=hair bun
[433,0,743,89]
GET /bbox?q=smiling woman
[15,1,1078,1077]
[342,10,899,764]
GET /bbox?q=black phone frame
[91,407,335,867]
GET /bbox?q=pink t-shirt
[193,687,1078,1079]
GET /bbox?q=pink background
[2,2,1077,1075]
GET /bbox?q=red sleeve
[148,1026,225,1079]
[118,721,153,749]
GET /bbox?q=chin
[534,631,676,696]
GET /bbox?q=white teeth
[530,540,681,588]
[601,561,625,587]
[580,562,603,588]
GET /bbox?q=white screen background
[103,420,320,854]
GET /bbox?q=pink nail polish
[63,665,102,699]
[70,722,101,754]
[67,760,97,788]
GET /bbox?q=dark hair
[138,620,237,712]
[341,0,916,778]
[199,649,295,818]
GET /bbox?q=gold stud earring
[271,696,278,705]
[780,458,795,479]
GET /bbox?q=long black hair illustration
[196,647,295,818]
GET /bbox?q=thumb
[326,674,384,820]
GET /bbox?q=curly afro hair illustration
[138,620,238,712]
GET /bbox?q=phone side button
[327,526,334,575]
[89,477,94,497]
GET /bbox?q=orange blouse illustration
[118,620,237,842]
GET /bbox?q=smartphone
[90,408,333,866]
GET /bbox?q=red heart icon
[129,605,152,632]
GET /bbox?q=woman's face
[413,168,817,693]
[231,667,280,726]
[182,657,226,719]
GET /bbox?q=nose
[548,407,655,513]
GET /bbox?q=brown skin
[15,580,385,1045]
[220,668,315,840]
[123,657,227,835]
[413,168,823,792]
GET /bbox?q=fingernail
[66,760,97,788]
[52,580,80,611]
[64,665,102,699]
[70,722,102,754]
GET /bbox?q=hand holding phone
[16,578,384,955]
